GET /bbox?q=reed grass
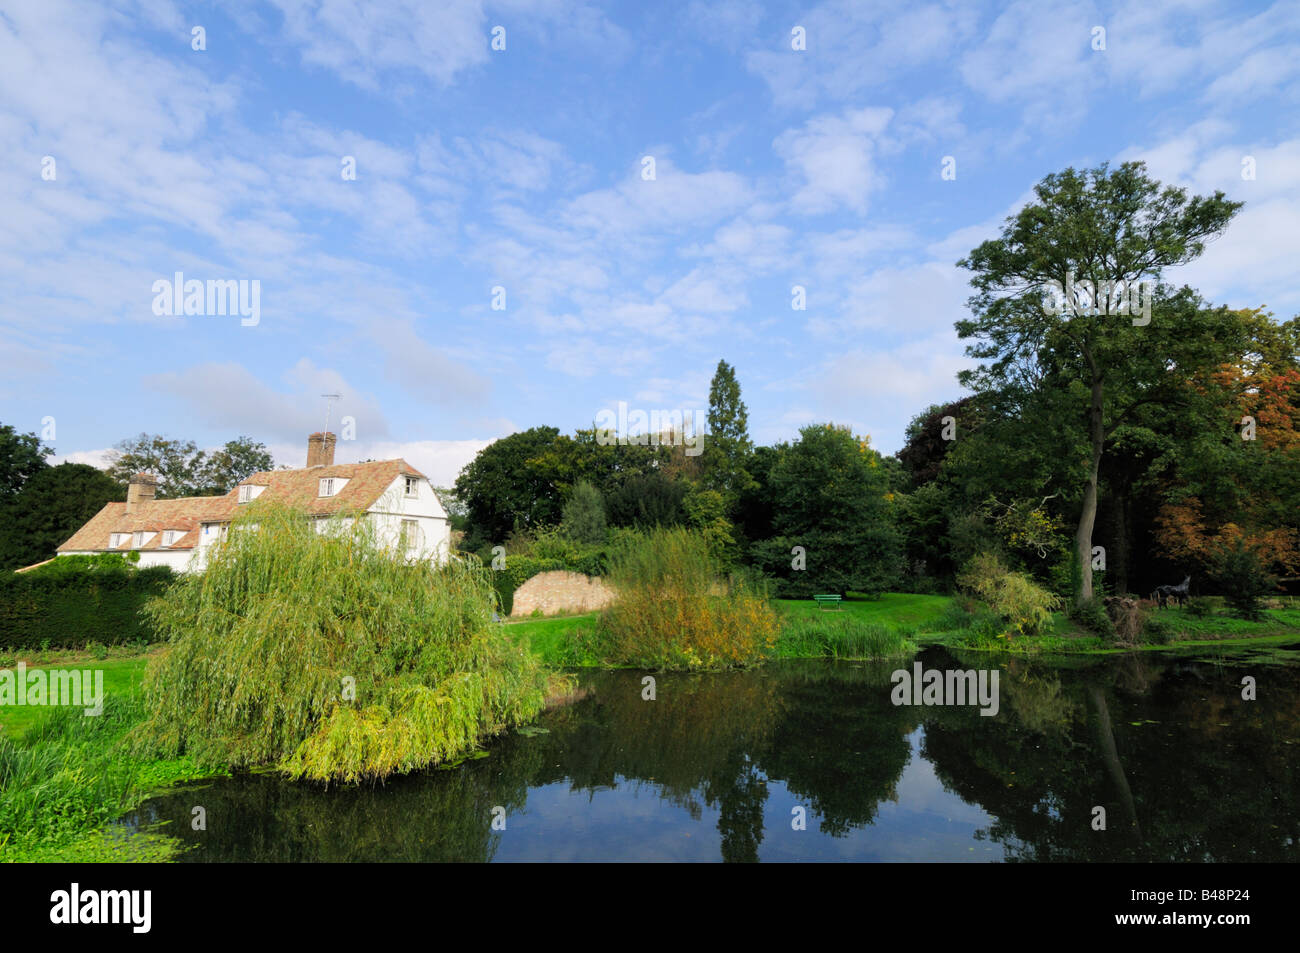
[131,502,551,783]
[588,527,779,670]
[776,615,918,659]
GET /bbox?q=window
[404,476,418,498]
[132,531,145,548]
[239,485,253,503]
[319,478,335,497]
[109,533,126,548]
[400,519,420,553]
[162,530,179,546]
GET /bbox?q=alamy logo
[593,402,705,456]
[50,883,151,933]
[0,663,103,715]
[1040,269,1153,326]
[151,272,260,326]
[891,662,1000,716]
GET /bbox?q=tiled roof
[57,459,428,553]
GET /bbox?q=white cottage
[56,432,451,572]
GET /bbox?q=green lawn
[0,654,154,740]
[504,613,600,666]
[775,592,954,628]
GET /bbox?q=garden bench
[813,593,843,610]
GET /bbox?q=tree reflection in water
[124,649,1300,862]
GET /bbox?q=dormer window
[162,530,180,546]
[239,485,253,503]
[404,476,418,498]
[109,532,127,548]
[133,531,146,548]
[319,478,336,497]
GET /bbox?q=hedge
[490,552,606,616]
[0,566,175,650]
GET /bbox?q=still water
[124,645,1300,861]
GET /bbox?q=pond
[123,645,1300,862]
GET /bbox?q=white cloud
[773,107,893,215]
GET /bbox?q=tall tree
[957,161,1242,604]
[757,424,901,597]
[200,437,274,494]
[0,463,125,570]
[106,433,210,498]
[702,360,755,503]
[0,423,52,501]
[453,426,564,545]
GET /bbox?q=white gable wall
[364,475,451,564]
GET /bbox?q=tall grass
[777,615,918,659]
[0,695,199,861]
[131,502,551,783]
[587,527,779,670]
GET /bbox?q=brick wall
[510,571,615,618]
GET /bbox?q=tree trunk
[1075,376,1105,605]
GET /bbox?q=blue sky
[2,0,1298,484]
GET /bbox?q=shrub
[131,502,553,782]
[1141,614,1175,644]
[1207,537,1279,620]
[1068,596,1115,638]
[587,527,779,670]
[957,552,1061,639]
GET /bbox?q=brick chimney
[126,472,158,513]
[307,432,337,468]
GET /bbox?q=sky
[2,0,1298,486]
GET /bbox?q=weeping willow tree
[131,502,553,783]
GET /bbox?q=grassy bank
[0,659,219,862]
[509,591,1300,662]
[508,593,949,665]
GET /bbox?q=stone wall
[510,571,615,618]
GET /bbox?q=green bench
[813,593,842,610]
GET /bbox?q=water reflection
[124,647,1300,862]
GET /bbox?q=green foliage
[605,471,687,528]
[701,359,756,501]
[0,463,126,571]
[0,693,208,861]
[776,615,917,660]
[1067,597,1115,638]
[1207,537,1279,620]
[131,502,552,782]
[683,485,737,567]
[955,161,1244,604]
[560,480,607,545]
[199,436,275,494]
[587,527,779,670]
[0,563,173,650]
[957,552,1062,639]
[454,426,564,545]
[757,424,902,598]
[1140,613,1176,645]
[106,433,271,498]
[0,423,52,501]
